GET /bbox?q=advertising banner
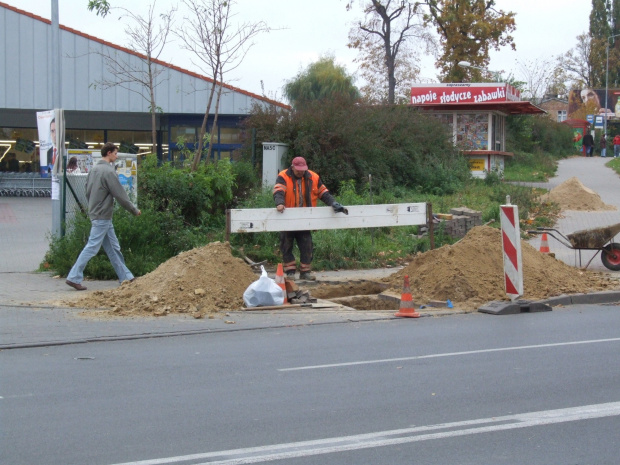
[36,110,55,178]
[569,88,620,118]
[411,83,521,106]
[115,154,138,202]
[66,149,94,174]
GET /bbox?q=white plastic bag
[243,265,285,307]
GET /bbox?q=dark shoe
[66,280,87,291]
[299,271,316,281]
[286,271,296,281]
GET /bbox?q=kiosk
[411,83,545,178]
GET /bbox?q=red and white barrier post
[500,198,523,300]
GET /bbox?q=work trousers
[67,219,134,284]
[280,230,313,273]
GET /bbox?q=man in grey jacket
[66,143,141,290]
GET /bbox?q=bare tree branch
[175,0,270,170]
[90,1,176,152]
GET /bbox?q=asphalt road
[2,305,620,465]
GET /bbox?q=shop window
[218,128,240,144]
[456,114,489,150]
[171,126,198,144]
[66,129,105,150]
[108,130,153,154]
[0,128,40,169]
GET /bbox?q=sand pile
[66,242,257,317]
[541,176,616,211]
[384,225,618,310]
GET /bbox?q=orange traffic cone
[275,263,288,304]
[539,233,550,254]
[394,275,420,318]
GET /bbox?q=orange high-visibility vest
[273,168,329,208]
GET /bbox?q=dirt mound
[384,225,618,310]
[541,176,616,211]
[65,242,257,317]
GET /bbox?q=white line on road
[278,337,620,371]
[108,401,620,465]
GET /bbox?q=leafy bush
[507,114,574,156]
[44,207,212,279]
[138,154,234,226]
[241,98,471,196]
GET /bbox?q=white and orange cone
[539,233,550,254]
[394,275,420,318]
[275,263,288,305]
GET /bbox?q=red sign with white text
[411,83,521,105]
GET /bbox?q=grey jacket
[86,159,139,220]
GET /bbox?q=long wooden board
[228,203,427,233]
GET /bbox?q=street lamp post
[457,61,501,82]
[605,34,620,141]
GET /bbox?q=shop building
[410,83,545,178]
[0,2,289,172]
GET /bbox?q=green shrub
[138,154,234,226]
[507,114,574,156]
[241,98,471,196]
[44,206,212,279]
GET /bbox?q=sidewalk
[522,156,620,272]
[2,156,620,349]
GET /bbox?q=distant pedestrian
[613,134,620,157]
[600,134,607,157]
[582,132,594,157]
[65,143,141,291]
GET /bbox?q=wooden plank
[228,203,427,233]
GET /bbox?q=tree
[517,57,560,103]
[581,0,620,89]
[347,0,430,104]
[87,0,111,17]
[176,0,269,171]
[90,2,175,154]
[559,33,594,89]
[348,18,423,104]
[544,65,571,100]
[418,0,516,82]
[243,96,470,195]
[589,0,612,88]
[283,57,360,107]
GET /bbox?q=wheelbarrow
[528,223,620,271]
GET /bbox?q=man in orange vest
[273,156,348,281]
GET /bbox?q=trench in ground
[306,280,400,311]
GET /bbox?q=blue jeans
[67,219,134,284]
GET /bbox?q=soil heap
[384,225,618,311]
[66,242,257,318]
[541,176,616,211]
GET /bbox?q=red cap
[291,157,308,170]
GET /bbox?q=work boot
[299,271,316,281]
[286,271,296,281]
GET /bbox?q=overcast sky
[6,0,592,101]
